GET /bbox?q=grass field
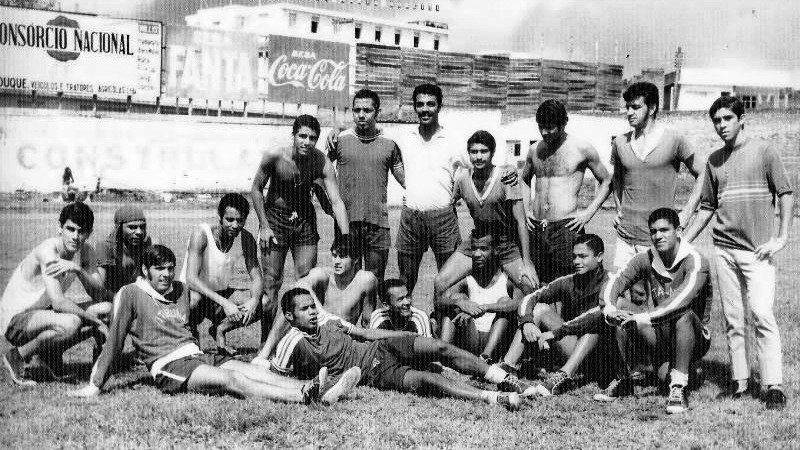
[1,199,799,449]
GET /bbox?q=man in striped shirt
[596,208,712,414]
[684,96,794,410]
[369,279,432,337]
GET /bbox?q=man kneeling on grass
[595,208,712,414]
[496,234,611,396]
[270,287,532,410]
[69,245,360,404]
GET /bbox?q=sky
[61,0,800,86]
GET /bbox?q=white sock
[735,379,749,392]
[481,390,499,404]
[484,365,508,383]
[670,369,688,387]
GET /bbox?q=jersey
[369,306,432,337]
[453,167,522,240]
[465,271,509,333]
[178,223,242,291]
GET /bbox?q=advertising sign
[0,6,162,101]
[164,25,264,101]
[266,35,349,108]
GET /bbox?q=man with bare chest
[522,100,612,283]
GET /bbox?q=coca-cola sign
[266,35,349,108]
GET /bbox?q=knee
[54,314,82,336]
[676,311,700,330]
[222,370,246,390]
[532,302,552,317]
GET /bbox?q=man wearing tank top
[435,228,522,363]
[180,194,262,356]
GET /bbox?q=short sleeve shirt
[453,167,522,238]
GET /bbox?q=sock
[670,369,688,387]
[484,364,508,383]
[735,379,749,393]
[481,390,499,404]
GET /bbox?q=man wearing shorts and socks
[180,194,262,356]
[327,89,405,284]
[96,206,151,294]
[1,203,111,385]
[370,279,433,337]
[684,96,794,410]
[272,288,535,410]
[522,100,612,283]
[597,208,712,414]
[69,245,360,404]
[251,114,350,344]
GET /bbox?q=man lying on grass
[269,287,533,410]
[596,208,712,414]
[69,244,360,404]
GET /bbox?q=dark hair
[218,193,250,218]
[331,233,362,261]
[353,88,380,110]
[412,83,443,107]
[536,99,568,128]
[281,287,313,315]
[59,202,94,233]
[292,114,321,137]
[467,130,496,154]
[470,226,498,245]
[62,167,73,184]
[648,207,680,229]
[574,233,604,255]
[709,96,745,120]
[141,244,176,269]
[379,278,406,305]
[623,82,660,118]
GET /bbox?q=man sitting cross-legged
[270,288,534,410]
[69,245,360,404]
[595,208,712,415]
[370,279,433,337]
[498,233,612,396]
[435,228,522,364]
[1,202,111,385]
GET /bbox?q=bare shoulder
[354,270,378,292]
[34,237,61,263]
[571,135,600,159]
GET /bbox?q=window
[288,13,297,27]
[394,31,401,45]
[375,27,382,42]
[354,23,362,39]
[413,33,419,48]
[742,95,757,109]
[433,38,439,50]
[311,16,319,33]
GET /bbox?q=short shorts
[651,311,711,366]
[530,218,583,283]
[4,310,40,347]
[153,353,234,394]
[349,221,391,252]
[265,207,319,249]
[396,207,461,256]
[361,335,418,391]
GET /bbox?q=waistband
[530,218,572,229]
[402,205,456,217]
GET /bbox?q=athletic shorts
[530,218,583,283]
[4,310,41,347]
[362,335,418,391]
[396,206,461,256]
[651,311,710,366]
[265,207,319,249]
[458,233,521,267]
[349,221,391,252]
[153,353,234,394]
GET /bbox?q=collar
[469,166,500,206]
[412,125,446,141]
[650,239,694,279]
[628,123,665,160]
[135,277,175,304]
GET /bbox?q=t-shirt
[264,147,327,219]
[453,167,522,239]
[369,305,432,337]
[96,233,152,293]
[700,138,793,251]
[611,127,694,245]
[327,128,403,228]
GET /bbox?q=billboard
[0,6,162,101]
[164,25,264,101]
[266,35,349,108]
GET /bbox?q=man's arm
[609,139,624,228]
[321,158,350,235]
[40,247,106,330]
[348,324,415,341]
[521,145,537,230]
[755,192,794,260]
[390,142,406,188]
[184,227,242,323]
[678,146,708,227]
[683,163,717,242]
[240,230,264,325]
[358,272,379,328]
[631,252,709,327]
[565,141,613,231]
[601,257,646,324]
[517,278,568,325]
[250,150,277,250]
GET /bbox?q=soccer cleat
[37,353,73,381]
[715,380,750,400]
[666,384,689,414]
[302,366,328,404]
[2,348,36,386]
[321,367,362,405]
[496,392,521,411]
[497,374,538,397]
[536,370,572,396]
[593,377,634,402]
[764,388,787,411]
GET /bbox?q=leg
[395,208,426,295]
[219,359,306,389]
[560,333,600,377]
[739,250,782,387]
[402,369,488,402]
[411,336,489,378]
[291,244,318,280]
[398,251,425,296]
[481,316,511,359]
[364,224,391,283]
[501,330,526,367]
[501,258,535,295]
[433,251,473,300]
[186,364,304,402]
[714,247,749,384]
[260,246,289,344]
[15,311,83,360]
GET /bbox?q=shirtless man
[1,203,111,384]
[522,99,612,283]
[251,114,350,344]
[251,235,375,365]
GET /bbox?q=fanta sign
[266,35,349,108]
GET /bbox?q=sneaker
[537,370,572,396]
[2,348,36,386]
[715,381,750,400]
[320,367,362,405]
[666,384,689,414]
[496,392,521,411]
[497,374,538,397]
[302,366,328,404]
[764,388,787,411]
[593,377,634,402]
[37,353,73,381]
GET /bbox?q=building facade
[663,68,793,111]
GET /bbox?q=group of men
[0,81,793,414]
